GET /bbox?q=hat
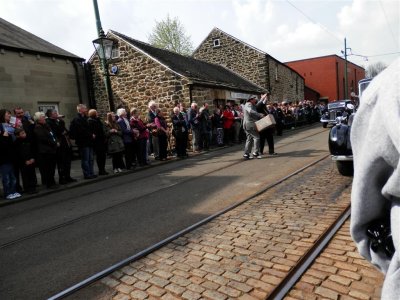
[247,95,257,101]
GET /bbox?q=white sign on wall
[230,92,251,99]
[38,102,59,113]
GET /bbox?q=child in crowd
[14,128,37,194]
[0,112,21,200]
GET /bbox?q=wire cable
[285,0,342,43]
[378,0,399,50]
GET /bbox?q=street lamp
[92,0,115,112]
[92,30,114,61]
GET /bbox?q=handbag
[107,134,125,153]
[151,128,158,137]
[366,218,394,258]
[255,114,276,132]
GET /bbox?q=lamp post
[92,0,115,112]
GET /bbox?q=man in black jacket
[256,93,277,156]
[46,109,77,184]
[88,109,108,175]
[69,104,96,179]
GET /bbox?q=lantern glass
[93,37,114,60]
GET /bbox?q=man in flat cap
[242,95,264,159]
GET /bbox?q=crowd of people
[0,98,323,200]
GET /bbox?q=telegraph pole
[344,38,348,99]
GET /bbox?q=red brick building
[286,55,365,102]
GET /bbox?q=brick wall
[286,55,365,101]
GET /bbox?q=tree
[148,15,194,56]
[366,61,387,78]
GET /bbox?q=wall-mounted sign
[231,92,250,99]
[111,65,118,75]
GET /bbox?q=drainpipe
[71,60,83,104]
[189,84,193,103]
[84,62,97,109]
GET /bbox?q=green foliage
[148,15,194,56]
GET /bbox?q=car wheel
[336,161,353,176]
[322,123,327,128]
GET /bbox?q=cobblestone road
[72,158,383,300]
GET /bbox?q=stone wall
[193,29,268,89]
[193,28,304,103]
[91,39,191,121]
[268,57,305,103]
[0,49,87,124]
[91,38,241,122]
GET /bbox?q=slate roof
[110,30,265,93]
[0,17,83,60]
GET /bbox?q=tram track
[0,128,327,250]
[48,153,336,299]
[267,204,351,299]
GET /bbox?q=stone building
[0,18,89,123]
[192,28,304,104]
[89,30,265,119]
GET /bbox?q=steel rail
[48,154,330,300]
[267,203,351,300]
[1,129,327,249]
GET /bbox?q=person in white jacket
[242,95,264,159]
[350,57,400,299]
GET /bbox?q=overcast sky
[2,0,399,68]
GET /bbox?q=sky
[2,0,399,69]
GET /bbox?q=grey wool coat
[350,57,400,300]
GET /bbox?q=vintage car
[329,78,372,176]
[320,99,353,128]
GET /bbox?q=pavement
[0,148,208,207]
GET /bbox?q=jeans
[0,163,16,197]
[191,127,201,151]
[80,147,94,178]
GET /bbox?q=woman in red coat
[222,105,234,146]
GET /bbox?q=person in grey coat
[242,95,264,159]
[350,57,400,300]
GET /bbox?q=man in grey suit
[351,57,400,300]
[243,95,264,159]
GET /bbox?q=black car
[328,78,372,176]
[320,99,353,128]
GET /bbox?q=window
[111,47,120,59]
[213,39,221,48]
[38,102,59,113]
[275,65,279,81]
